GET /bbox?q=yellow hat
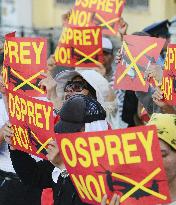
[147,113,176,150]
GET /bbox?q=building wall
[32,0,176,33]
[1,0,32,27]
[32,0,73,28]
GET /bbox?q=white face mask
[85,120,108,132]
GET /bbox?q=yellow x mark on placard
[75,48,102,66]
[31,131,52,155]
[95,13,119,34]
[10,68,45,94]
[112,167,167,202]
[116,41,158,86]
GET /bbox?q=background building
[0,0,176,52]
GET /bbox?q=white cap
[102,37,113,53]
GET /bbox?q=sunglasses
[64,81,88,92]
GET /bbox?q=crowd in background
[0,8,176,205]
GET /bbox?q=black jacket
[10,150,90,205]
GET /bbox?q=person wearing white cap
[102,37,127,128]
[54,69,123,129]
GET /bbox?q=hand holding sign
[101,194,120,205]
[1,121,16,150]
[46,140,65,169]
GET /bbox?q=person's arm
[10,149,55,189]
[2,122,56,189]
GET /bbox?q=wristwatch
[60,169,69,178]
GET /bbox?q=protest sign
[55,26,103,67]
[7,90,54,159]
[114,35,166,92]
[3,35,47,97]
[56,125,170,205]
[161,70,176,105]
[68,0,126,35]
[164,44,176,74]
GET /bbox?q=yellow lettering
[91,28,100,45]
[75,137,91,168]
[137,130,154,161]
[71,174,92,200]
[89,137,105,167]
[35,103,43,129]
[8,41,19,63]
[122,133,141,164]
[20,42,31,64]
[42,105,51,131]
[61,138,77,167]
[32,42,44,64]
[105,135,124,165]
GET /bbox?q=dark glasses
[64,81,88,92]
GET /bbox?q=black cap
[55,94,106,133]
[143,20,171,38]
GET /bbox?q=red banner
[55,26,103,67]
[161,71,176,105]
[114,35,166,92]
[160,44,176,105]
[56,125,170,205]
[68,0,126,36]
[164,44,176,74]
[7,90,55,159]
[3,34,47,97]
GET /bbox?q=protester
[40,68,123,129]
[3,94,109,205]
[147,113,176,204]
[0,60,42,205]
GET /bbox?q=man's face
[64,76,89,100]
[160,140,176,183]
[103,51,114,75]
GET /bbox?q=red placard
[161,70,176,105]
[7,90,55,159]
[68,0,126,36]
[164,44,176,74]
[55,26,103,67]
[114,35,166,92]
[56,125,170,205]
[3,35,47,97]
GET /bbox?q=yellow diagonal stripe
[36,137,53,154]
[95,13,116,34]
[99,17,120,28]
[112,168,167,202]
[11,68,45,94]
[116,41,157,86]
[75,48,101,66]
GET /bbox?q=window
[56,0,75,3]
[126,0,149,8]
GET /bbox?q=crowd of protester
[0,8,176,205]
